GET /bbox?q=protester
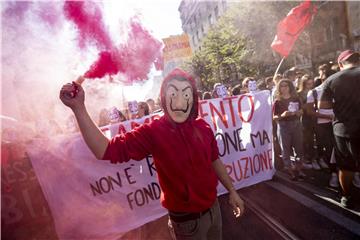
[297,74,317,169]
[231,84,242,96]
[256,79,267,91]
[146,98,158,114]
[109,106,127,123]
[283,67,297,88]
[306,72,339,187]
[202,91,212,100]
[137,101,150,118]
[213,82,229,98]
[319,50,360,208]
[270,74,283,170]
[316,63,336,87]
[265,77,275,91]
[273,79,306,180]
[60,68,245,239]
[241,77,257,93]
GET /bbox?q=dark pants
[333,135,360,171]
[302,118,316,162]
[316,123,337,172]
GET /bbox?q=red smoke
[63,1,112,50]
[82,18,163,82]
[4,1,32,20]
[63,3,163,83]
[37,2,62,29]
[83,51,120,79]
[117,19,163,81]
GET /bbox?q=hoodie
[102,68,219,212]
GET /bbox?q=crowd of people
[58,50,359,211]
[197,50,360,209]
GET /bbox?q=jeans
[168,199,222,240]
[277,120,304,167]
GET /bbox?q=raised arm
[59,81,109,159]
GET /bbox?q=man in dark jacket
[319,50,360,208]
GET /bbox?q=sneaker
[318,158,329,169]
[312,161,321,170]
[340,196,354,209]
[329,173,339,188]
[353,172,360,189]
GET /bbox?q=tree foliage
[185,1,300,90]
[185,10,256,90]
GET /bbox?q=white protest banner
[198,90,274,194]
[27,90,274,239]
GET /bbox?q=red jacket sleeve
[198,118,220,162]
[101,124,153,164]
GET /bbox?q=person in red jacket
[60,68,244,240]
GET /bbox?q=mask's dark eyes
[183,92,190,99]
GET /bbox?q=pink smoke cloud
[63,1,113,50]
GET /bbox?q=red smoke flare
[116,19,163,81]
[64,2,163,82]
[83,51,120,79]
[63,1,112,50]
[83,18,163,82]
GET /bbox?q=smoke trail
[2,1,163,140]
[83,17,163,82]
[117,18,163,82]
[3,1,32,20]
[83,51,120,79]
[63,1,113,50]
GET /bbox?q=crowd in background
[3,52,359,209]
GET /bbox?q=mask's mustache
[170,99,190,113]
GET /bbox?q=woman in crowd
[273,79,306,180]
[297,74,316,168]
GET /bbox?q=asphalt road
[122,168,360,240]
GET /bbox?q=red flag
[271,0,317,57]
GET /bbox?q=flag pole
[273,56,285,80]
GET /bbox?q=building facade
[178,0,227,51]
[346,1,360,51]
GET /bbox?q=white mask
[109,107,121,123]
[215,84,228,98]
[165,79,193,123]
[128,101,138,115]
[248,80,257,92]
